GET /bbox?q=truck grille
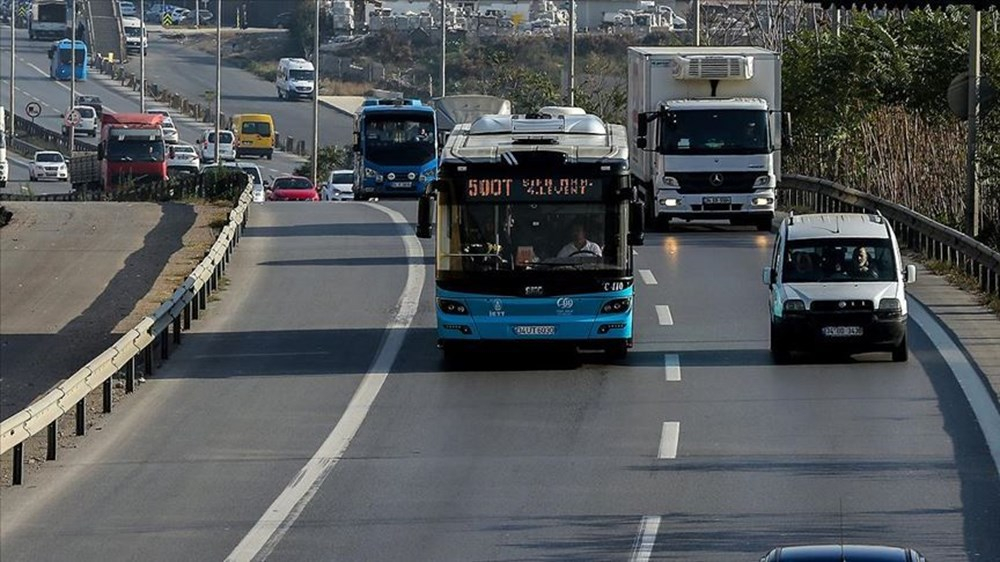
[672,172,759,194]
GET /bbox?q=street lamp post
[693,0,700,46]
[214,0,221,167]
[965,8,981,238]
[70,0,77,152]
[440,0,445,97]
[568,0,575,106]
[8,0,15,139]
[312,0,320,187]
[140,0,146,111]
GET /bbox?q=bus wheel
[605,341,628,362]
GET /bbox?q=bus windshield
[362,113,435,166]
[107,140,165,162]
[659,109,769,155]
[440,201,627,273]
[58,47,87,66]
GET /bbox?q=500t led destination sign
[464,177,604,201]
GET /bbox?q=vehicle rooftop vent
[673,55,753,81]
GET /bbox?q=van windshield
[289,69,313,81]
[241,121,272,137]
[783,238,897,283]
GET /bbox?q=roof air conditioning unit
[672,55,753,81]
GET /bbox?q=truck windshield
[660,109,769,155]
[38,6,65,22]
[107,140,165,162]
[440,202,626,273]
[362,114,435,166]
[783,238,897,283]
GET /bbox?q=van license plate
[703,196,731,205]
[822,326,863,337]
[514,325,556,336]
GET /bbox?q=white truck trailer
[627,46,787,231]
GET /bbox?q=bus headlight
[753,175,773,187]
[407,172,416,180]
[364,168,382,181]
[601,298,631,314]
[437,298,468,315]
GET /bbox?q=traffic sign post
[162,12,173,26]
[65,109,82,128]
[25,101,41,123]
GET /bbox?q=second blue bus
[48,39,87,81]
[352,98,437,200]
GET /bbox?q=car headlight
[437,298,468,315]
[661,175,680,188]
[753,175,773,187]
[601,298,631,314]
[783,299,806,313]
[877,298,902,318]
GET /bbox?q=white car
[119,1,137,17]
[61,105,98,137]
[763,212,917,363]
[321,169,355,201]
[198,129,236,162]
[167,143,200,175]
[29,151,69,182]
[162,125,179,144]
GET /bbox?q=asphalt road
[0,28,306,179]
[0,201,195,418]
[1,203,996,561]
[124,30,355,147]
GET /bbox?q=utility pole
[834,8,841,38]
[140,0,146,111]
[568,0,575,106]
[440,0,446,97]
[693,0,700,46]
[70,0,77,152]
[8,0,15,140]
[312,0,320,187]
[965,7,981,238]
[214,0,221,167]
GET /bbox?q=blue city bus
[416,112,645,360]
[352,98,437,200]
[48,39,87,81]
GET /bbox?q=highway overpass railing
[0,175,256,485]
[780,175,1000,298]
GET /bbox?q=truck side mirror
[416,194,432,239]
[781,112,793,149]
[97,143,105,160]
[636,113,649,150]
[628,201,645,246]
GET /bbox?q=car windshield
[273,177,312,190]
[207,132,233,144]
[362,113,436,166]
[240,121,272,136]
[174,145,195,154]
[660,109,770,155]
[439,202,626,273]
[783,238,897,283]
[329,172,353,184]
[107,139,165,162]
[289,69,313,81]
[36,153,64,163]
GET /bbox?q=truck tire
[654,215,672,232]
[755,216,774,232]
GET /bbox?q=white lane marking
[638,269,657,285]
[629,515,661,562]
[663,354,681,382]
[910,299,1000,476]
[194,351,331,359]
[655,305,673,326]
[632,249,639,256]
[225,204,425,562]
[658,422,680,459]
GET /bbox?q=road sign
[25,102,41,118]
[162,12,173,26]
[65,109,82,127]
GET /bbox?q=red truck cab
[98,113,167,191]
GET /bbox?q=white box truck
[627,46,788,231]
[122,16,147,55]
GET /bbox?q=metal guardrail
[13,115,98,153]
[780,174,1000,298]
[0,175,256,485]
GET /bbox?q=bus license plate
[703,196,731,205]
[389,181,411,188]
[822,326,863,337]
[514,325,556,336]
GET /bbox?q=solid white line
[629,515,662,562]
[655,305,673,326]
[910,299,1000,476]
[638,269,658,285]
[225,204,426,562]
[632,249,639,256]
[658,422,680,459]
[663,353,681,382]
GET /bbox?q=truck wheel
[654,215,672,232]
[755,216,773,232]
[770,324,792,364]
[891,336,908,362]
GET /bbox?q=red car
[267,176,320,201]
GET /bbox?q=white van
[121,16,147,55]
[197,129,236,162]
[275,58,316,100]
[763,212,916,363]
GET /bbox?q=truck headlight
[752,197,774,206]
[660,198,680,207]
[753,175,773,187]
[661,176,680,188]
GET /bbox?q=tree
[295,145,354,180]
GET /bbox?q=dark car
[75,95,104,119]
[761,545,927,562]
[272,11,293,28]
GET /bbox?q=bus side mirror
[781,112,793,149]
[416,195,432,239]
[628,201,645,246]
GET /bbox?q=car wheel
[770,324,792,364]
[891,335,908,362]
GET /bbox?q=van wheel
[770,324,792,364]
[891,336,908,362]
[266,152,272,160]
[277,88,283,100]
